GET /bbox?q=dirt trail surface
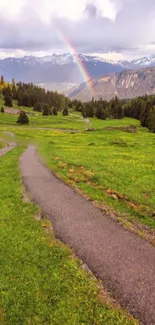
[20,146,155,325]
[0,139,16,157]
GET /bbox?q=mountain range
[69,67,155,101]
[1,53,155,85]
[1,53,155,101]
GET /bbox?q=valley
[1,0,155,323]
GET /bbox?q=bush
[17,111,29,124]
[1,107,4,113]
[63,107,69,116]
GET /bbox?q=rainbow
[56,29,94,98]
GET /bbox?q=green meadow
[1,106,154,324]
[0,111,139,324]
[2,111,154,232]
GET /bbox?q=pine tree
[147,107,155,132]
[42,104,50,116]
[53,107,57,115]
[140,101,151,127]
[34,102,42,112]
[0,75,4,86]
[4,95,13,107]
[17,111,29,124]
[12,78,15,86]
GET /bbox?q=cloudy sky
[0,0,154,61]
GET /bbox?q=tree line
[71,95,155,132]
[1,75,155,132]
[124,95,155,133]
[0,76,69,116]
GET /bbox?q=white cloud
[0,0,154,59]
[0,0,116,21]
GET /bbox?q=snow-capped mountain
[1,53,155,84]
[131,55,155,67]
[0,53,120,66]
[0,53,124,83]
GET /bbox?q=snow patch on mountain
[131,55,155,67]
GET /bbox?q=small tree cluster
[81,97,124,120]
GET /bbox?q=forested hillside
[1,75,155,133]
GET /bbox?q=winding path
[0,138,16,157]
[20,146,155,325]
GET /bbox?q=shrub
[53,107,57,116]
[63,107,69,116]
[1,107,4,113]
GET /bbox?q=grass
[1,112,155,232]
[1,110,155,233]
[0,140,6,149]
[89,117,140,129]
[0,110,86,130]
[38,122,155,232]
[0,147,137,325]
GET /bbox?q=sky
[0,0,155,61]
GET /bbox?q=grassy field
[1,111,155,234]
[0,109,86,130]
[0,145,137,324]
[38,123,155,241]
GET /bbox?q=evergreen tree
[34,102,42,112]
[12,85,17,100]
[42,104,50,116]
[0,75,4,86]
[140,101,151,127]
[82,105,87,118]
[12,78,15,86]
[17,111,29,124]
[148,108,155,132]
[95,100,103,119]
[53,107,57,115]
[4,95,13,107]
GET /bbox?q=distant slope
[69,67,155,101]
[37,83,77,96]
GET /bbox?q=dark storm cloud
[0,0,155,54]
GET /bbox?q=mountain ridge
[69,67,155,101]
[0,53,123,84]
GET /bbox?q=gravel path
[0,139,16,157]
[20,146,155,325]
